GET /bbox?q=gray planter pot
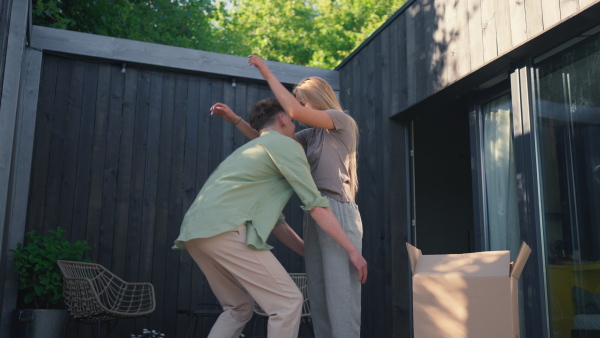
[12,309,68,338]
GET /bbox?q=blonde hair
[293,77,360,198]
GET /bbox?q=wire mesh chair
[56,260,156,336]
[252,272,314,337]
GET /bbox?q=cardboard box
[407,242,531,338]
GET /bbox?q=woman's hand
[349,250,368,284]
[247,55,334,130]
[210,103,239,124]
[247,55,266,70]
[248,55,274,80]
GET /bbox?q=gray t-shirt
[295,109,355,202]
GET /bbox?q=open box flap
[406,243,421,275]
[510,242,531,279]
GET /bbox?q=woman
[211,55,364,338]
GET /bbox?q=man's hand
[210,103,239,123]
[271,222,304,257]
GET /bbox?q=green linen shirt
[173,130,329,251]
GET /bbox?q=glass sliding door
[481,94,521,258]
[472,91,526,334]
[532,30,600,338]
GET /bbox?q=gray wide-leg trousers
[304,194,363,338]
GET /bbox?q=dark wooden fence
[27,53,307,337]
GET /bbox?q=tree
[210,0,317,65]
[32,0,408,69]
[33,0,218,51]
[212,0,407,69]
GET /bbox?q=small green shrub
[9,227,91,309]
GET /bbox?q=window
[481,94,521,257]
[532,29,600,338]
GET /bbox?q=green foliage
[32,0,408,69]
[9,227,91,309]
[210,0,318,65]
[33,0,219,51]
[212,0,408,69]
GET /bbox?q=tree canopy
[33,0,407,69]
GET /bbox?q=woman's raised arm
[248,55,335,130]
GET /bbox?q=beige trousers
[185,224,302,338]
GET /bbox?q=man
[174,98,367,338]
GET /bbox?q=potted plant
[9,226,91,338]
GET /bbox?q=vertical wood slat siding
[509,0,529,47]
[232,82,248,150]
[139,71,166,282]
[56,60,83,236]
[379,25,395,338]
[174,72,191,337]
[0,0,14,96]
[87,63,112,264]
[455,0,472,80]
[525,0,545,38]
[175,74,200,335]
[112,65,137,277]
[354,47,369,338]
[542,0,563,27]
[222,79,235,158]
[28,56,58,237]
[468,0,485,69]
[481,0,499,62]
[481,0,498,62]
[429,0,447,93]
[349,0,597,114]
[209,81,224,176]
[372,34,391,338]
[43,58,72,234]
[165,70,187,338]
[29,54,302,338]
[192,77,217,335]
[395,15,409,115]
[405,3,419,107]
[415,0,429,102]
[99,65,126,269]
[388,18,400,115]
[445,0,459,84]
[561,0,581,18]
[496,0,514,54]
[363,40,378,337]
[124,67,151,285]
[72,62,100,244]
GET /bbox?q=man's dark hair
[249,98,285,131]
